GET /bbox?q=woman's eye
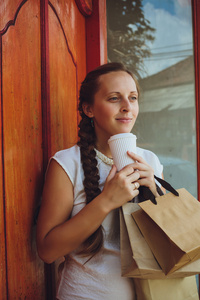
[130,96,137,101]
[109,96,119,101]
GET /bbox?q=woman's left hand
[127,151,159,197]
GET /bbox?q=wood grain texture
[0,0,107,298]
[85,0,107,72]
[48,0,87,155]
[75,0,92,16]
[0,0,26,32]
[1,0,45,298]
[0,34,7,300]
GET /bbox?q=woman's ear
[82,103,94,118]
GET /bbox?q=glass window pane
[107,0,197,198]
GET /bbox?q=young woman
[36,62,163,299]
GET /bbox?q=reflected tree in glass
[107,0,155,77]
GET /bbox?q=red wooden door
[0,0,106,299]
[0,0,45,298]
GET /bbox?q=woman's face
[84,71,139,144]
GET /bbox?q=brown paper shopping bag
[132,188,200,275]
[134,276,199,300]
[120,202,200,279]
[120,204,163,279]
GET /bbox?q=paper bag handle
[154,175,179,196]
[138,176,179,205]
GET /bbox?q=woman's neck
[95,141,112,158]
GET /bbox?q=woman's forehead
[97,71,137,92]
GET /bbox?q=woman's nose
[120,98,131,112]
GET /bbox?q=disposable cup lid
[108,133,137,143]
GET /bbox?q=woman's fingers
[132,181,140,190]
[127,151,158,195]
[127,151,146,164]
[125,152,154,180]
[118,166,140,182]
[104,162,141,206]
[106,164,117,182]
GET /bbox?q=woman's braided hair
[77,62,140,257]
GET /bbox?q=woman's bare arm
[36,159,140,263]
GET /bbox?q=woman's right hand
[101,164,140,211]
[36,161,140,264]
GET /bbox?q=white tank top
[52,145,163,300]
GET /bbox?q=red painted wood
[0,0,28,35]
[0,34,7,300]
[48,1,77,67]
[75,0,92,16]
[0,0,23,32]
[0,0,107,298]
[40,2,56,299]
[85,0,107,72]
[41,0,51,168]
[44,1,88,296]
[1,0,45,298]
[48,0,85,155]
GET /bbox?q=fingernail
[135,182,140,189]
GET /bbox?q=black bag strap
[138,176,179,205]
[154,175,179,196]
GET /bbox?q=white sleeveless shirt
[53,145,163,300]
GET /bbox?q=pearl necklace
[94,148,114,166]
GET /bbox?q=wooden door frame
[40,0,107,167]
[85,0,107,72]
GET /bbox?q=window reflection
[107,0,197,197]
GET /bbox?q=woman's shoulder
[53,144,80,161]
[51,145,82,184]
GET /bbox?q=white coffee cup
[108,133,137,171]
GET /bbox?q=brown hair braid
[77,62,140,257]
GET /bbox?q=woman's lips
[116,118,132,123]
